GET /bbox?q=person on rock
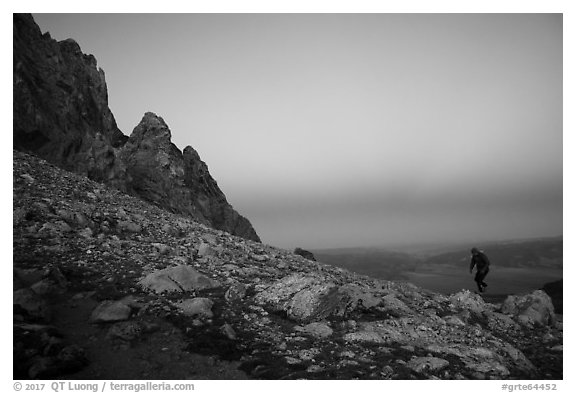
[469,247,490,293]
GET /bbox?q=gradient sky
[32,13,562,249]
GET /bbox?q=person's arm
[469,256,476,273]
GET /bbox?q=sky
[32,13,563,249]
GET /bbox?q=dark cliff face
[13,14,127,185]
[13,14,260,242]
[294,247,316,261]
[121,113,261,242]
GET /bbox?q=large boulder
[449,290,490,316]
[255,274,394,322]
[139,265,220,294]
[500,290,556,327]
[255,274,343,323]
[337,283,383,314]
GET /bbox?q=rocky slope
[13,150,563,380]
[13,13,259,242]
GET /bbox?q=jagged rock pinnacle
[12,13,260,242]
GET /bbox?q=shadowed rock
[295,322,334,339]
[294,248,316,261]
[407,357,449,374]
[176,298,214,319]
[90,301,132,323]
[13,14,260,242]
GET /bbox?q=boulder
[197,242,216,257]
[379,294,413,316]
[220,323,237,340]
[407,357,449,374]
[335,284,382,315]
[500,290,556,327]
[449,290,489,316]
[295,322,333,339]
[255,274,344,322]
[139,265,220,294]
[14,288,51,321]
[117,220,141,233]
[225,282,248,303]
[176,298,214,319]
[90,300,132,323]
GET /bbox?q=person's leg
[479,268,489,288]
[474,271,484,292]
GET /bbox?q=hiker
[469,247,490,292]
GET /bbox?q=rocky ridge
[13,150,563,380]
[13,13,259,242]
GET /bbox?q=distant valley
[313,236,563,298]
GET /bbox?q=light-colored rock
[220,323,237,340]
[152,243,170,255]
[463,360,510,378]
[78,227,93,238]
[251,254,268,262]
[295,322,333,339]
[343,322,405,344]
[407,357,449,373]
[176,298,214,319]
[485,311,520,333]
[255,274,343,322]
[334,284,382,316]
[139,265,220,294]
[443,315,466,327]
[197,242,215,257]
[118,220,141,233]
[90,301,131,323]
[379,294,413,316]
[501,290,556,327]
[449,290,489,316]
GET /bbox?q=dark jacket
[470,251,490,272]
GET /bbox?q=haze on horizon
[33,13,562,250]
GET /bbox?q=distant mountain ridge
[314,248,420,281]
[422,237,562,269]
[314,236,563,287]
[13,13,260,242]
